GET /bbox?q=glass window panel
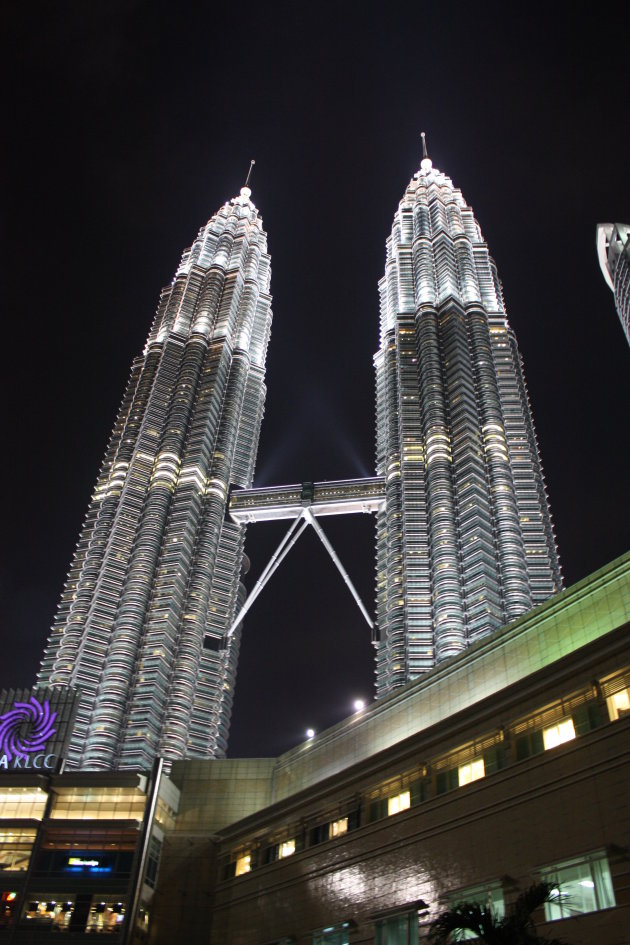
[388,791,411,816]
[21,895,75,931]
[543,853,616,920]
[543,718,575,750]
[0,790,47,820]
[458,757,485,786]
[606,689,630,720]
[279,839,295,859]
[234,853,251,876]
[592,857,616,909]
[49,787,146,820]
[375,910,417,945]
[144,835,162,889]
[0,830,37,871]
[85,897,126,934]
[330,818,348,838]
[447,882,505,940]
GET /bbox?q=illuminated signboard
[65,855,112,874]
[0,695,58,771]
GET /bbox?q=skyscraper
[374,143,562,695]
[597,223,630,346]
[38,183,272,770]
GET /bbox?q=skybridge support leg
[227,514,309,639]
[303,509,375,631]
[227,505,376,639]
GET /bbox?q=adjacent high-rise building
[597,223,630,346]
[38,184,272,770]
[374,145,562,695]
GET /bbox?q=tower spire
[420,132,432,171]
[239,160,256,203]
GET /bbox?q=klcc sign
[0,695,58,770]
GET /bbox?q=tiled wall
[207,720,630,945]
[170,758,276,833]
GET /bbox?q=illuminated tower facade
[374,144,562,695]
[597,223,630,346]
[38,183,272,770]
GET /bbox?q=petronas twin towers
[38,145,561,770]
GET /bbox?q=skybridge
[228,476,385,523]
[227,477,385,639]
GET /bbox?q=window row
[0,892,127,934]
[226,669,630,877]
[309,850,616,944]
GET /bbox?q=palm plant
[428,881,568,945]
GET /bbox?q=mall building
[0,552,628,943]
[150,552,630,945]
[0,749,179,941]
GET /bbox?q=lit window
[85,898,126,933]
[22,898,75,931]
[0,789,47,821]
[279,839,295,859]
[0,829,36,871]
[49,786,147,821]
[542,717,575,750]
[458,758,485,786]
[388,790,410,816]
[542,852,615,920]
[234,853,251,876]
[330,818,348,838]
[265,837,300,864]
[606,688,630,720]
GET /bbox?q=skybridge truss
[227,478,385,637]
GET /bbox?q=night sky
[3,2,629,758]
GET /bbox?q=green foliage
[428,882,569,945]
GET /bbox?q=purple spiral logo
[0,696,57,760]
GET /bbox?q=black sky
[2,1,629,758]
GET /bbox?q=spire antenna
[420,132,432,172]
[244,159,255,189]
